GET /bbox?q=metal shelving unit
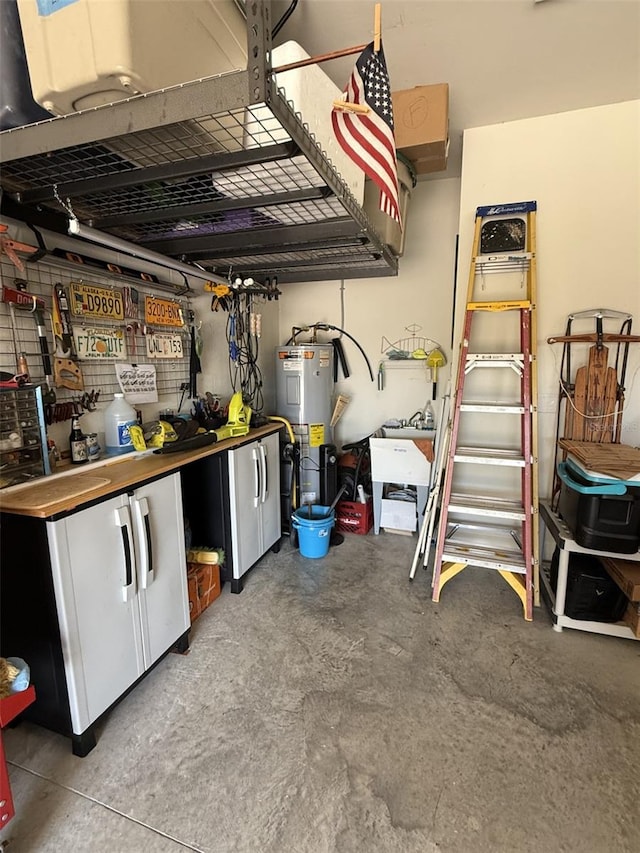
[0,1,397,286]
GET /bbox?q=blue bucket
[292,506,335,558]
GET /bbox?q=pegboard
[0,252,193,418]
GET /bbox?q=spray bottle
[423,400,436,431]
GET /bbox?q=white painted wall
[277,177,461,447]
[458,100,640,498]
[192,291,280,415]
[274,99,639,503]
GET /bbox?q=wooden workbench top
[0,423,282,519]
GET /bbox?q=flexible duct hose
[268,415,298,511]
[284,324,374,382]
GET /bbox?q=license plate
[73,326,127,360]
[146,333,184,359]
[69,282,124,320]
[144,296,184,328]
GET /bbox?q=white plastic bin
[363,155,415,257]
[239,41,365,206]
[17,0,247,115]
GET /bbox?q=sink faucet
[408,410,425,428]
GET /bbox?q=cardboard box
[623,600,640,638]
[381,498,417,533]
[392,83,449,175]
[601,557,640,602]
[187,559,221,624]
[336,499,373,535]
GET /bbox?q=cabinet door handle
[133,496,155,588]
[260,443,268,503]
[252,446,260,507]
[115,505,136,602]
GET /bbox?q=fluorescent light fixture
[67,218,228,285]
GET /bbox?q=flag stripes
[331,42,401,227]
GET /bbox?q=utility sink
[379,427,436,440]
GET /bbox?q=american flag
[331,42,401,227]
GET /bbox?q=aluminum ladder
[432,201,539,620]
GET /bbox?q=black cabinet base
[72,728,97,758]
[173,630,190,654]
[70,629,191,756]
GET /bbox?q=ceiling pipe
[67,218,228,286]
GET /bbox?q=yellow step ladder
[431,201,539,620]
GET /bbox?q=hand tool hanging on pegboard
[188,323,202,399]
[2,282,56,404]
[51,283,84,391]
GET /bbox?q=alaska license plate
[144,296,184,328]
[73,326,127,360]
[69,282,124,321]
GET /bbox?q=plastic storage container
[17,0,247,115]
[104,393,137,456]
[0,0,51,130]
[363,155,415,257]
[557,457,640,554]
[550,548,627,622]
[291,506,335,559]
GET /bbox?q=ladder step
[464,353,525,376]
[453,447,526,466]
[448,494,526,520]
[466,353,524,362]
[460,401,526,414]
[441,543,526,573]
[467,298,531,309]
[473,259,532,277]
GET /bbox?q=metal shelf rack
[0,2,397,286]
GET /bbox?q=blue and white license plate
[145,332,184,359]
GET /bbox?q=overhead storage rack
[0,1,397,285]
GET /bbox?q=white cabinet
[45,472,189,752]
[180,429,282,594]
[227,432,281,590]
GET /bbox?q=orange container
[186,550,221,623]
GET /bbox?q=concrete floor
[1,531,639,853]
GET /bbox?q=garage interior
[0,1,639,851]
